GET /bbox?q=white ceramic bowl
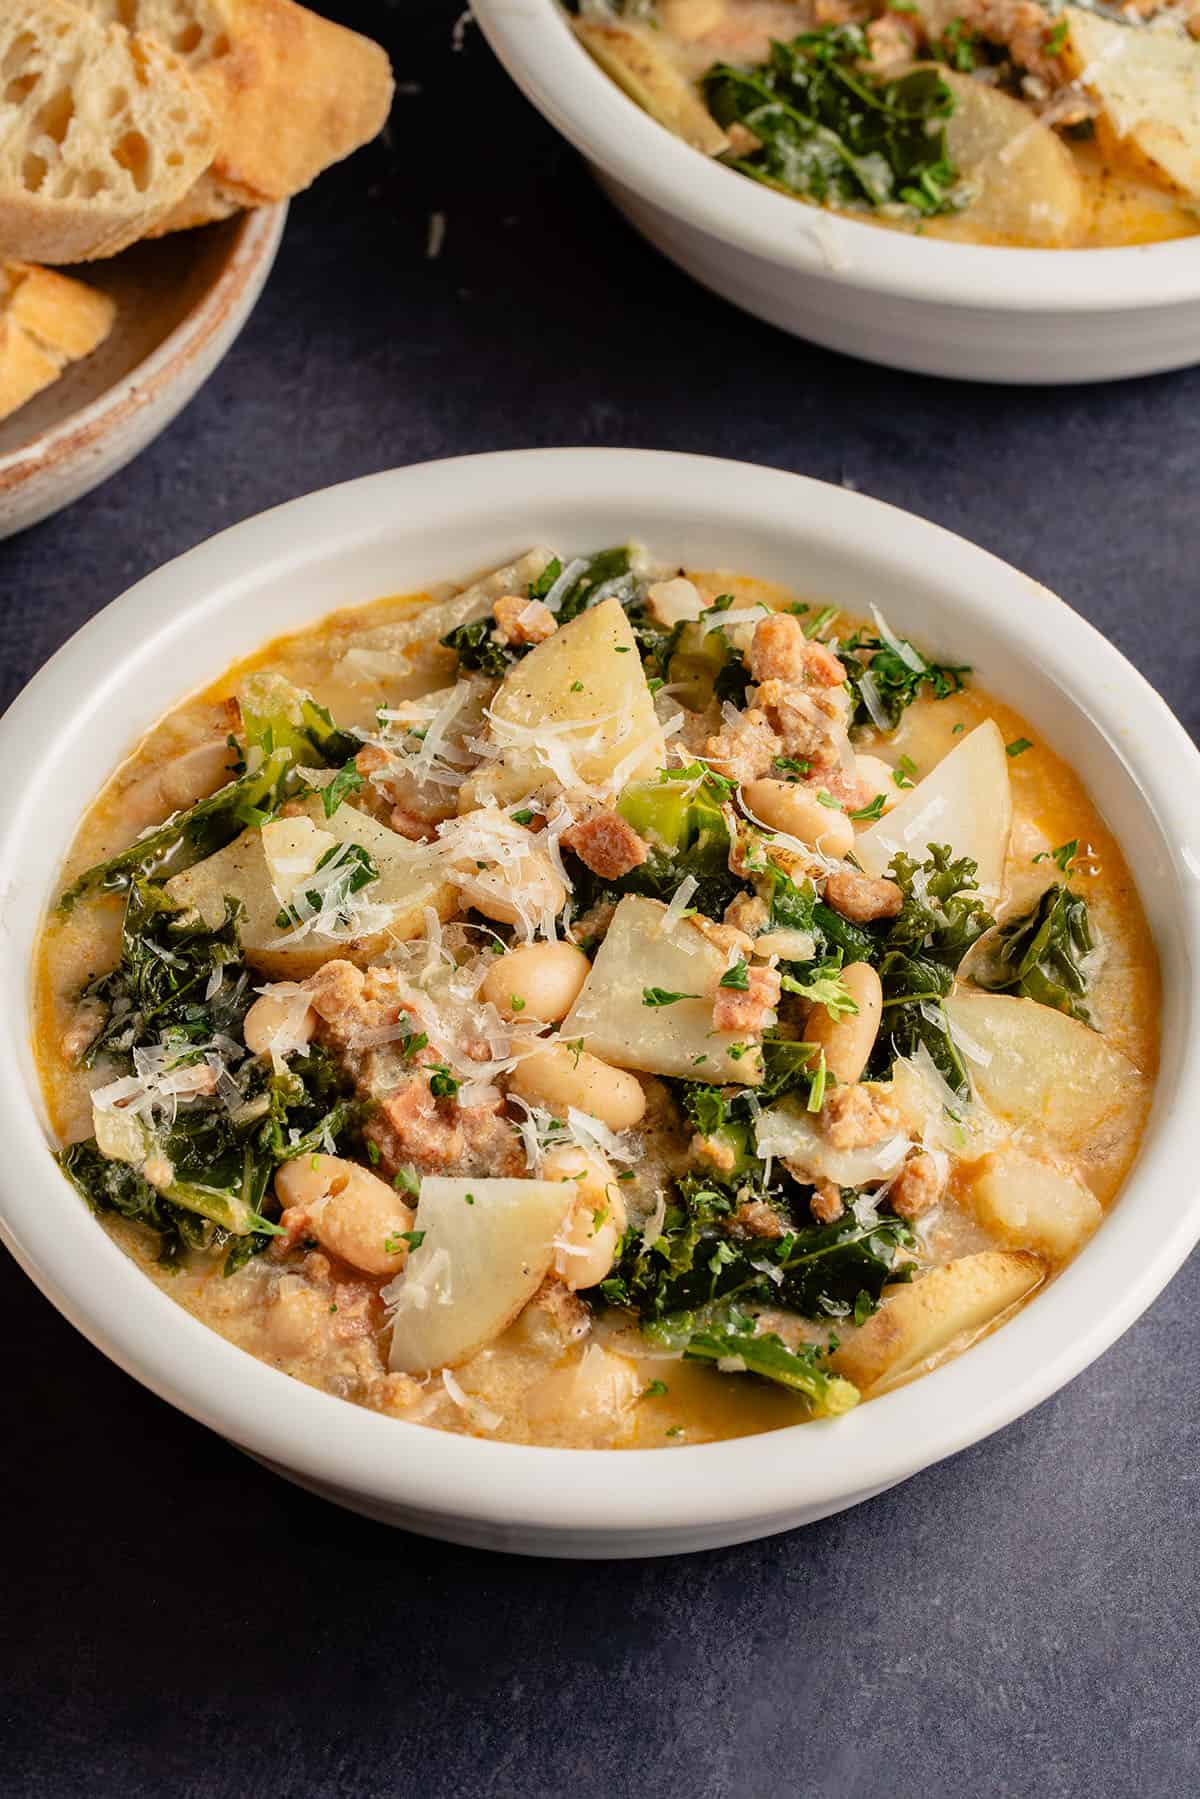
[473,0,1200,384]
[2,449,1198,1557]
[0,204,285,541]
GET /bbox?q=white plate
[1,449,1197,1557]
[473,0,1200,384]
[0,204,285,540]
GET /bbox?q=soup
[567,0,1200,248]
[35,545,1158,1447]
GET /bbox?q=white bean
[508,1043,646,1131]
[659,0,727,42]
[455,851,566,927]
[480,942,590,1023]
[243,991,316,1058]
[275,1154,414,1277]
[544,1146,628,1290]
[852,755,902,816]
[803,961,882,1086]
[742,778,855,859]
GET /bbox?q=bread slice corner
[0,260,116,422]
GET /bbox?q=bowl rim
[2,446,1199,1541]
[0,203,287,488]
[472,0,1200,312]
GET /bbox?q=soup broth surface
[36,547,1158,1448]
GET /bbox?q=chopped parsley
[848,793,886,821]
[643,987,699,1007]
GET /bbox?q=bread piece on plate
[0,260,115,420]
[0,2,217,263]
[81,0,395,228]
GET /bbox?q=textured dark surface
[2,4,1199,1795]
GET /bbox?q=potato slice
[165,795,456,979]
[387,1177,573,1373]
[561,893,765,1083]
[854,720,1012,890]
[925,70,1087,247]
[1064,8,1200,199]
[831,1250,1043,1393]
[943,989,1145,1153]
[574,21,730,156]
[966,1149,1102,1262]
[459,598,665,809]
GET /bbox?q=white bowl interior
[2,450,1197,1551]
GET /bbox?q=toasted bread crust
[0,261,115,421]
[84,0,394,208]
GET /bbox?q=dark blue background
[3,5,1198,1793]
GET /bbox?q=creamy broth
[35,548,1158,1448]
[567,0,1200,249]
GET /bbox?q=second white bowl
[474,0,1200,385]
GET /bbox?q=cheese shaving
[871,604,926,674]
[441,1368,503,1432]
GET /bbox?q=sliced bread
[0,1,218,263]
[0,258,115,420]
[81,0,395,225]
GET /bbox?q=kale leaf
[440,557,566,674]
[868,846,994,1093]
[60,673,362,911]
[438,615,516,677]
[974,883,1095,1023]
[569,766,745,920]
[80,877,248,1068]
[58,747,291,911]
[839,630,970,733]
[610,1178,910,1322]
[680,1308,859,1416]
[61,878,355,1264]
[556,546,634,623]
[705,28,961,218]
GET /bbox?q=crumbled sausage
[725,120,761,156]
[712,965,780,1034]
[749,613,847,688]
[523,1275,592,1348]
[367,1074,465,1172]
[755,681,848,769]
[688,914,753,960]
[946,0,1069,85]
[731,1197,788,1238]
[561,809,650,880]
[691,1131,738,1175]
[810,1181,845,1225]
[818,765,878,811]
[702,706,781,784]
[822,869,904,922]
[888,1152,947,1221]
[864,11,918,72]
[724,892,769,937]
[303,959,367,1032]
[821,1083,902,1151]
[355,743,390,777]
[493,594,558,646]
[389,805,439,841]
